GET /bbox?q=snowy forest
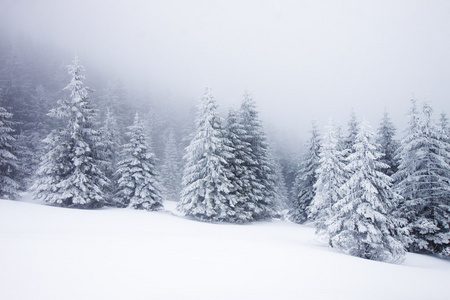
[1,30,450,266]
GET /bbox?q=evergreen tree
[115,113,163,210]
[439,113,450,155]
[394,101,450,257]
[99,108,122,206]
[394,99,420,202]
[439,113,449,135]
[328,121,405,262]
[377,109,399,176]
[160,128,182,202]
[309,120,347,236]
[345,109,359,154]
[439,113,450,170]
[289,121,321,224]
[177,89,235,222]
[224,108,254,223]
[279,147,298,203]
[13,85,52,189]
[33,56,109,208]
[238,91,277,220]
[270,149,290,212]
[0,105,20,199]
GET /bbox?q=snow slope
[1,197,449,300]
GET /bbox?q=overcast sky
[2,0,450,144]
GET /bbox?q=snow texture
[0,197,449,300]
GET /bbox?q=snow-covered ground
[1,196,449,300]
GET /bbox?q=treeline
[0,37,449,263]
[0,35,187,201]
[0,55,285,213]
[289,101,450,261]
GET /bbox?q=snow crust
[0,197,449,300]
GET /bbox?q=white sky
[2,0,450,143]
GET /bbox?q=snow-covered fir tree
[269,150,290,212]
[439,113,449,148]
[224,108,254,222]
[160,128,182,202]
[33,56,109,208]
[115,113,163,210]
[394,99,420,202]
[439,113,450,168]
[0,105,20,199]
[177,89,235,222]
[309,120,347,236]
[238,91,278,220]
[327,120,405,262]
[439,113,449,134]
[13,85,52,190]
[345,110,359,154]
[289,121,321,224]
[394,101,450,257]
[99,108,122,206]
[377,109,399,176]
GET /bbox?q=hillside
[0,197,449,300]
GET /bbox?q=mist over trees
[0,33,449,261]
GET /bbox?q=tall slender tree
[223,108,254,222]
[439,113,449,137]
[33,57,109,208]
[394,99,420,201]
[269,149,290,212]
[309,120,347,237]
[99,108,122,206]
[345,109,359,155]
[377,109,399,176]
[0,105,20,199]
[115,113,163,210]
[328,121,405,262]
[160,128,182,202]
[177,89,235,222]
[289,122,321,223]
[238,92,278,220]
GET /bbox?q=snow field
[0,199,449,300]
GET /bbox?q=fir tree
[238,91,277,220]
[269,149,290,212]
[115,113,163,210]
[377,109,399,176]
[394,99,420,202]
[439,113,449,136]
[33,56,109,208]
[394,101,450,257]
[223,108,254,222]
[345,109,359,154]
[309,120,347,236]
[99,108,122,206]
[14,85,52,189]
[289,121,321,224]
[177,89,235,222]
[328,121,405,262]
[160,128,182,202]
[439,113,450,169]
[0,105,20,199]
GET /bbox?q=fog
[2,0,450,144]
